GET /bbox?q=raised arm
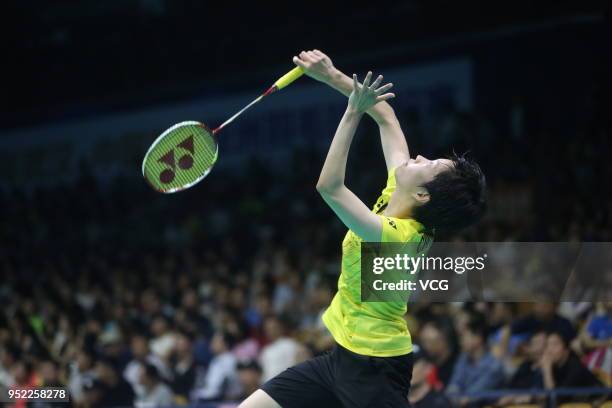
[316,72,395,241]
[294,50,410,171]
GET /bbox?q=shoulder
[379,216,426,243]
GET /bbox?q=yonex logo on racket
[157,135,195,184]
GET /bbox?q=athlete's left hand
[347,71,394,114]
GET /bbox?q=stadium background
[1,1,611,407]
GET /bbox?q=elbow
[316,181,341,195]
[316,182,330,194]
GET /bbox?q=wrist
[323,67,342,85]
[345,106,364,117]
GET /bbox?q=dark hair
[413,152,486,232]
[218,330,238,349]
[237,359,262,373]
[547,329,571,348]
[466,318,488,342]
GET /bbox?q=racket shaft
[213,92,266,134]
[213,67,304,135]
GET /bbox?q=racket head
[142,121,218,193]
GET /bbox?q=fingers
[374,82,393,95]
[376,93,395,102]
[299,50,314,62]
[313,49,325,57]
[293,56,306,68]
[353,71,394,102]
[370,75,383,90]
[363,71,372,88]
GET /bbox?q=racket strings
[143,122,218,192]
[172,126,217,187]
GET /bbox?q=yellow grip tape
[274,67,304,90]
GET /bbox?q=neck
[436,348,451,364]
[384,191,412,218]
[556,351,570,367]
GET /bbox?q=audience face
[211,332,228,355]
[39,360,59,384]
[174,333,192,358]
[238,367,262,395]
[11,361,30,384]
[182,289,198,310]
[95,361,118,385]
[131,335,150,360]
[264,317,283,342]
[151,316,169,337]
[460,328,483,354]
[527,332,546,362]
[545,333,569,365]
[420,323,449,362]
[76,350,94,372]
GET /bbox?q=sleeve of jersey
[379,215,420,243]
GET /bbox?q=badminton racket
[142,66,304,193]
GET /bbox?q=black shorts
[261,344,413,408]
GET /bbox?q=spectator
[9,361,36,408]
[0,345,19,388]
[93,358,135,407]
[497,330,546,406]
[506,303,576,348]
[35,360,71,408]
[124,334,170,398]
[418,320,457,387]
[541,330,602,394]
[37,359,62,387]
[83,379,106,408]
[135,362,174,408]
[236,360,263,400]
[578,301,612,385]
[259,315,303,382]
[508,330,546,389]
[447,319,505,401]
[169,331,197,401]
[408,345,452,408]
[191,331,239,402]
[68,349,96,405]
[149,315,177,362]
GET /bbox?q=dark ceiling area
[3,0,608,129]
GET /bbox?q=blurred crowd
[1,71,611,408]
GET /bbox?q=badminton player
[240,50,486,408]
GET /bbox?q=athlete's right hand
[293,49,336,83]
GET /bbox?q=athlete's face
[395,155,453,199]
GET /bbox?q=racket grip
[273,67,304,90]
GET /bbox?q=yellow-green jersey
[321,167,431,357]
